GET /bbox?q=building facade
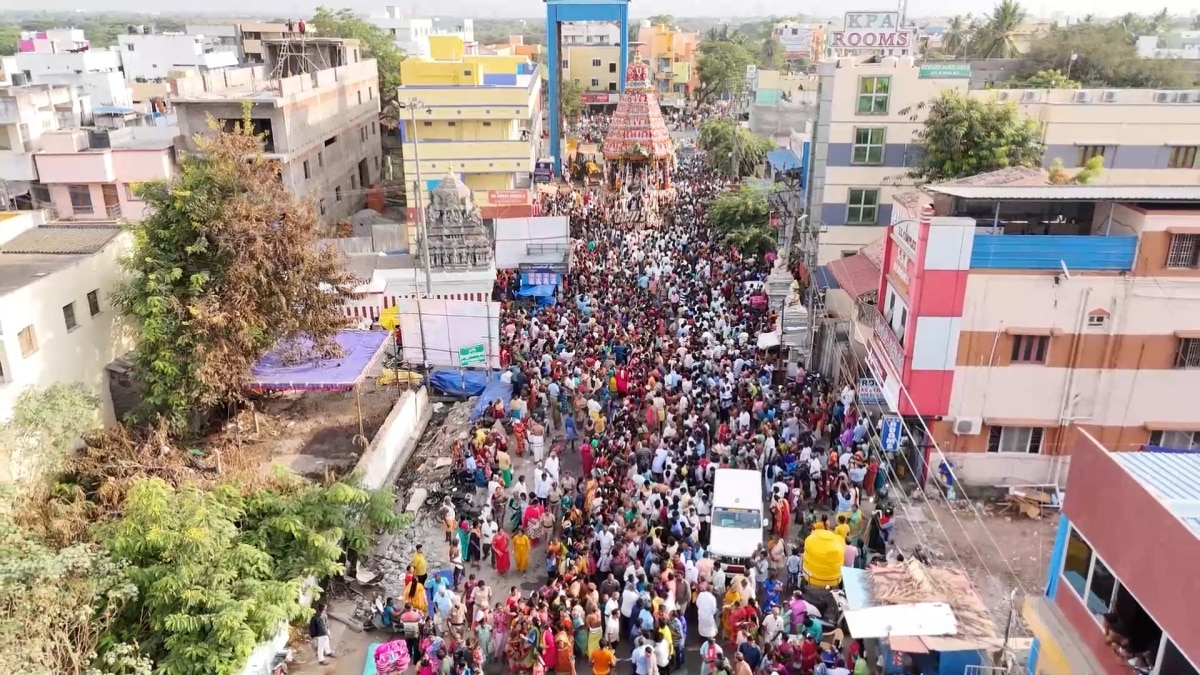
[32,126,177,221]
[1024,435,1199,675]
[636,22,698,106]
[118,32,238,82]
[171,39,382,224]
[808,56,1200,262]
[14,35,131,109]
[0,82,87,200]
[564,45,623,99]
[370,7,434,59]
[561,21,622,47]
[748,68,818,143]
[0,212,133,442]
[398,36,541,219]
[183,22,294,64]
[859,183,1200,485]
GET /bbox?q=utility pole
[403,98,434,296]
[769,169,820,369]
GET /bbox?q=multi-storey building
[748,68,818,142]
[369,8,476,59]
[13,30,131,108]
[32,126,177,221]
[171,39,382,225]
[0,211,133,438]
[560,21,622,47]
[564,45,623,104]
[1024,435,1199,675]
[808,55,1200,262]
[636,22,698,107]
[118,32,238,82]
[185,22,295,65]
[398,36,541,219]
[0,82,87,203]
[772,21,826,61]
[857,178,1200,485]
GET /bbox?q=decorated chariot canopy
[600,51,674,162]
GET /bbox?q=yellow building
[398,36,542,218]
[564,44,622,105]
[636,22,700,106]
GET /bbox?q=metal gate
[964,666,1007,675]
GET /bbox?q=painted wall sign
[871,306,906,372]
[832,11,911,50]
[892,220,919,257]
[488,189,530,205]
[890,246,912,295]
[918,63,971,79]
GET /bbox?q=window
[68,185,92,210]
[1166,233,1200,268]
[360,126,368,142]
[1086,557,1117,615]
[1077,145,1106,166]
[318,151,324,167]
[1086,313,1107,329]
[608,82,617,92]
[846,188,879,224]
[851,127,885,165]
[1159,639,1200,675]
[1010,334,1049,364]
[319,198,327,216]
[126,44,134,51]
[590,78,600,87]
[609,62,617,73]
[1061,527,1092,598]
[423,120,433,127]
[372,122,377,136]
[335,187,343,202]
[986,426,1044,453]
[351,174,357,190]
[324,136,337,147]
[303,160,310,179]
[591,58,601,67]
[482,121,492,126]
[1168,145,1197,169]
[87,290,101,316]
[1175,337,1200,368]
[562,60,569,69]
[1148,429,1199,449]
[712,507,762,529]
[18,325,37,358]
[357,90,363,105]
[369,86,373,100]
[62,302,78,331]
[123,183,143,201]
[856,76,890,114]
[447,121,456,127]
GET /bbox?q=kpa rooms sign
[830,12,913,51]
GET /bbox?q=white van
[709,468,766,573]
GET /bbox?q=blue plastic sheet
[514,284,556,298]
[471,374,514,421]
[428,368,489,396]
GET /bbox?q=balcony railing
[105,203,122,219]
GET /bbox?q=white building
[0,211,133,447]
[14,38,131,109]
[370,7,475,58]
[0,82,88,201]
[563,21,622,46]
[118,33,239,81]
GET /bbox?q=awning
[767,148,801,172]
[812,265,840,291]
[826,252,881,298]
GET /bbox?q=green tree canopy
[1011,68,1080,89]
[561,78,584,121]
[910,91,1045,184]
[695,40,754,103]
[1016,22,1192,88]
[968,0,1027,58]
[0,383,98,483]
[707,187,775,257]
[115,108,358,432]
[697,118,774,178]
[311,6,404,102]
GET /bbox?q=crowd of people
[363,111,895,675]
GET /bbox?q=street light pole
[404,97,434,297]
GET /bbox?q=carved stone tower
[422,172,492,270]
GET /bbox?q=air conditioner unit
[1022,90,1039,102]
[1176,92,1192,103]
[953,418,982,436]
[1074,91,1091,103]
[1102,90,1118,102]
[996,91,1010,101]
[1154,91,1171,103]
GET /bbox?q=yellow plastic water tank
[803,529,846,586]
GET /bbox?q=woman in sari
[580,441,594,477]
[468,523,483,563]
[720,575,744,639]
[404,566,429,614]
[491,603,510,663]
[571,603,587,657]
[513,529,532,573]
[457,521,470,563]
[555,625,576,675]
[508,494,525,533]
[524,501,546,543]
[493,528,512,574]
[772,496,791,540]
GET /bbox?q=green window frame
[856,76,891,115]
[847,189,880,225]
[852,128,886,165]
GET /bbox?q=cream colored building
[0,211,133,451]
[808,56,1200,262]
[564,44,622,98]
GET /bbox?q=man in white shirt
[695,587,719,640]
[480,517,497,562]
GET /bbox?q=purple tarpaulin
[248,330,390,392]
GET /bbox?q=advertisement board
[858,377,885,405]
[830,11,912,52]
[487,189,529,205]
[777,26,815,57]
[533,159,554,183]
[918,63,971,79]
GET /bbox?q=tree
[0,496,148,675]
[758,35,784,69]
[1012,68,1079,88]
[707,188,775,257]
[910,91,1044,184]
[1048,156,1103,184]
[0,24,19,56]
[971,0,1028,58]
[114,108,358,432]
[942,15,973,57]
[0,383,98,483]
[647,14,674,26]
[311,6,405,103]
[100,479,310,675]
[697,41,755,103]
[698,118,774,178]
[560,78,584,121]
[1017,22,1192,88]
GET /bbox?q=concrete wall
[942,451,1069,488]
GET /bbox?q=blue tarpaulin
[471,375,514,421]
[515,284,556,298]
[428,368,490,396]
[767,148,801,172]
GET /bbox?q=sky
[20,0,1200,19]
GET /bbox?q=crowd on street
[357,111,896,675]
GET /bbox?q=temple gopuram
[601,45,675,226]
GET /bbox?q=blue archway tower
[545,0,630,173]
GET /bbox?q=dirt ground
[891,495,1057,636]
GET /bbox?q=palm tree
[978,0,1027,58]
[1082,13,1096,23]
[943,15,973,57]
[1148,8,1171,34]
